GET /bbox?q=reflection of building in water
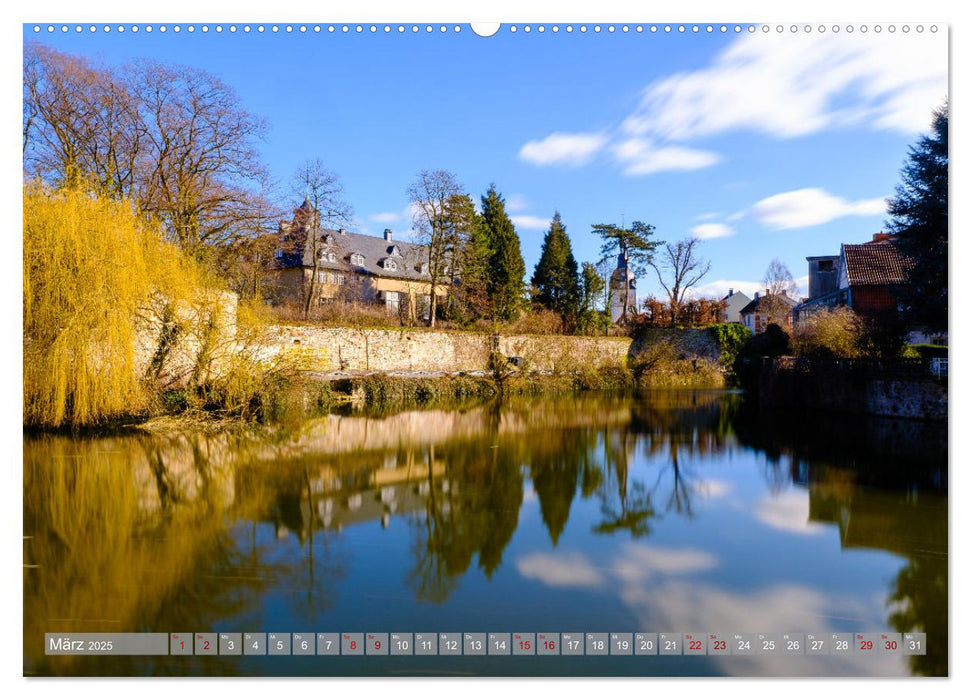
[807,478,945,558]
[270,449,447,542]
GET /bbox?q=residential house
[266,199,445,320]
[720,288,752,324]
[793,233,914,328]
[740,290,797,334]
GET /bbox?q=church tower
[610,249,636,323]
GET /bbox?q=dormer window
[350,253,365,266]
[323,234,335,245]
[384,259,398,271]
[327,251,337,263]
[388,245,401,257]
[419,262,429,275]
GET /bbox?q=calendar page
[21,10,949,685]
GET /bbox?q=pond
[23,391,947,677]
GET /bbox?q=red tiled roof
[842,239,914,286]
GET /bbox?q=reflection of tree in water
[806,465,948,677]
[23,433,283,676]
[407,439,523,603]
[592,429,657,538]
[888,552,947,677]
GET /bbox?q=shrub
[791,307,864,358]
[709,322,752,368]
[630,340,725,388]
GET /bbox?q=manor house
[267,198,443,320]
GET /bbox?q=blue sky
[23,23,948,301]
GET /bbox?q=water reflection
[23,392,947,676]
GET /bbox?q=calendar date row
[47,632,926,657]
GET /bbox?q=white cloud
[612,138,721,176]
[751,188,887,230]
[693,212,721,221]
[518,131,607,166]
[370,211,401,224]
[693,478,733,500]
[753,489,828,536]
[610,543,718,582]
[505,193,529,212]
[794,275,809,298]
[687,279,763,300]
[510,215,552,231]
[516,551,606,588]
[622,32,947,141]
[690,222,735,240]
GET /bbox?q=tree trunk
[303,263,318,319]
[428,281,437,328]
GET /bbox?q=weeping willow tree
[23,184,206,427]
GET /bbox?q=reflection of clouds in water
[522,484,537,504]
[517,543,903,675]
[618,579,904,676]
[611,543,717,582]
[693,478,732,500]
[753,489,827,536]
[516,551,606,588]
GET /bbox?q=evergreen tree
[531,212,581,317]
[480,185,526,321]
[886,100,948,333]
[447,193,490,322]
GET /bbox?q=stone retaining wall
[261,326,635,374]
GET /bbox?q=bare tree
[763,258,798,297]
[407,170,464,327]
[23,44,105,188]
[291,160,354,318]
[132,60,270,256]
[761,258,798,324]
[24,44,273,263]
[649,237,711,326]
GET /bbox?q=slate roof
[841,239,914,286]
[276,221,432,282]
[739,293,797,316]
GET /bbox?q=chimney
[338,227,346,236]
[754,291,760,300]
[384,228,393,241]
[728,288,734,296]
[872,232,891,243]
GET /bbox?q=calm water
[23,392,947,677]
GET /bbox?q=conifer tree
[480,185,526,321]
[886,100,948,332]
[531,212,581,317]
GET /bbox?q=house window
[819,260,834,272]
[328,251,337,263]
[350,253,365,266]
[336,273,346,285]
[385,290,400,312]
[384,259,397,271]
